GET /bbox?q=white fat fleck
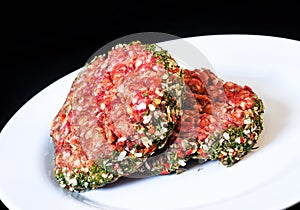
[62,167,68,173]
[240,101,246,109]
[212,78,219,85]
[178,159,186,166]
[176,89,182,96]
[117,168,123,175]
[66,171,71,178]
[141,137,152,148]
[148,104,156,111]
[115,44,124,49]
[100,103,106,110]
[101,63,107,69]
[128,50,134,57]
[152,65,160,71]
[82,167,89,173]
[244,118,252,124]
[143,115,152,124]
[135,59,142,67]
[68,177,77,186]
[145,161,151,170]
[167,107,171,113]
[130,148,136,154]
[161,126,168,134]
[102,159,109,165]
[102,173,108,178]
[190,142,197,148]
[118,137,127,142]
[117,151,127,161]
[229,101,235,107]
[139,66,146,71]
[235,137,241,143]
[135,153,143,157]
[204,137,210,143]
[243,129,250,135]
[70,144,77,150]
[106,163,113,166]
[90,56,98,63]
[162,74,168,80]
[155,88,164,97]
[132,97,138,104]
[223,132,230,140]
[221,151,227,156]
[84,182,89,188]
[60,183,66,188]
[136,102,147,110]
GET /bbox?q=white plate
[1,34,300,210]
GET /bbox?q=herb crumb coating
[134,68,264,176]
[50,41,264,191]
[50,41,183,191]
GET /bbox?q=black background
[1,1,300,209]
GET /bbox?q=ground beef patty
[198,80,264,166]
[50,41,183,191]
[106,69,181,154]
[51,41,264,190]
[133,68,264,176]
[72,42,182,158]
[50,66,144,192]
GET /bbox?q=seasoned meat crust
[50,42,183,191]
[50,41,264,191]
[134,69,264,176]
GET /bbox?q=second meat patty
[132,68,264,176]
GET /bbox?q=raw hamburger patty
[50,67,144,192]
[51,40,264,190]
[74,42,182,157]
[133,68,264,176]
[50,42,183,191]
